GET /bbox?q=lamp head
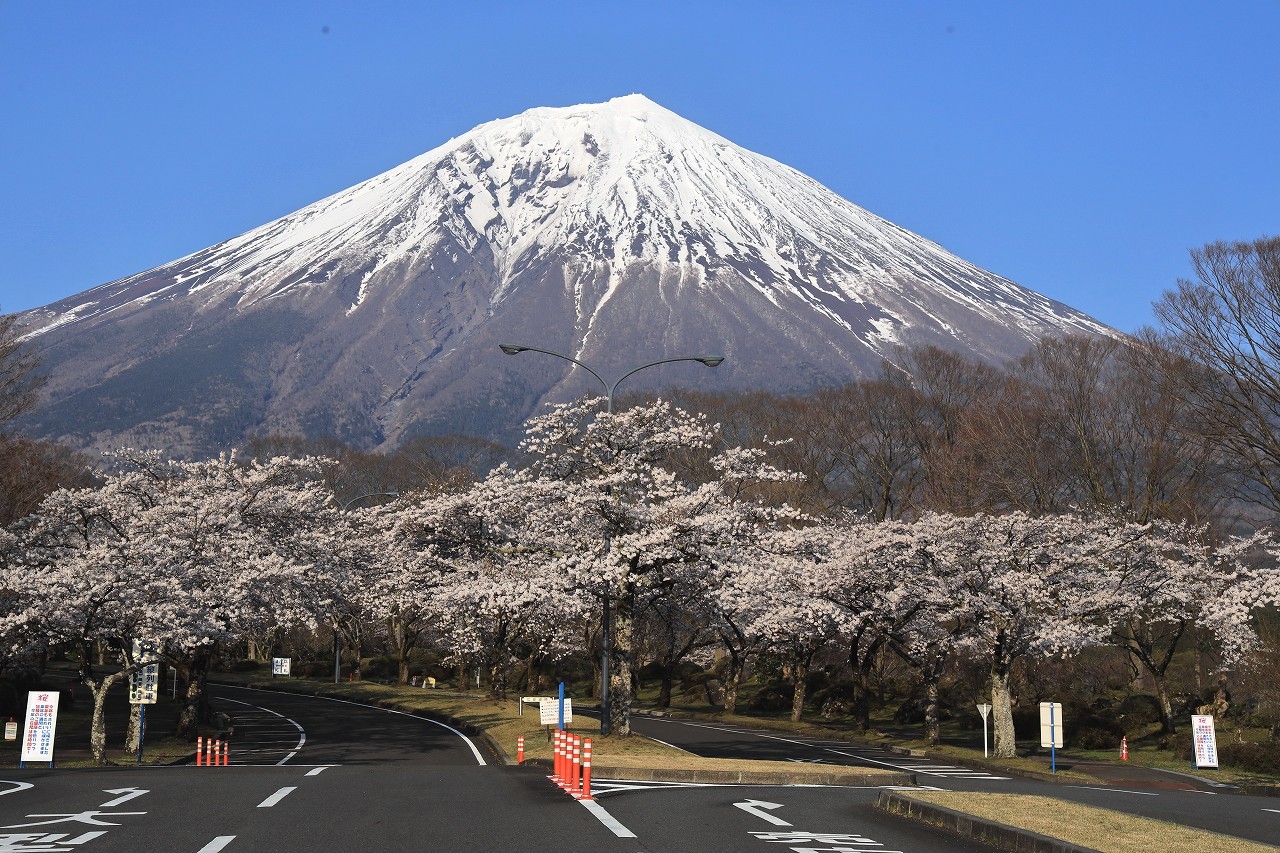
[499,344,528,355]
[698,356,725,368]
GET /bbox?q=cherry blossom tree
[496,399,800,735]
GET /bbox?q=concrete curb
[521,757,913,787]
[874,791,1103,853]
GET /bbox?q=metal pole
[136,705,146,765]
[333,630,341,684]
[601,589,612,736]
[1050,704,1057,774]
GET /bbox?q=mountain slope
[18,95,1112,455]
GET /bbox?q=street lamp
[499,343,724,734]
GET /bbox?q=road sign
[1191,714,1219,769]
[272,657,292,677]
[129,640,159,705]
[3,719,16,741]
[1038,702,1064,748]
[977,703,992,757]
[20,690,59,765]
[539,698,572,726]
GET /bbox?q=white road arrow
[100,788,149,807]
[733,800,791,827]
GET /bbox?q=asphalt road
[626,713,1280,848]
[0,686,1002,852]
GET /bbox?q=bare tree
[1152,236,1280,514]
[0,311,45,434]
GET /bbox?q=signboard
[20,691,59,764]
[1039,701,1064,748]
[4,720,16,741]
[1191,714,1219,769]
[538,698,572,726]
[272,657,292,677]
[129,641,160,705]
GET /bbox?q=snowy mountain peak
[19,96,1115,456]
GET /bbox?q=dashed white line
[305,766,333,776]
[196,836,236,852]
[257,786,297,808]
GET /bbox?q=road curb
[521,757,913,787]
[874,790,1102,853]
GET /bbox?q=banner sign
[1192,714,1219,769]
[539,698,572,726]
[272,657,292,676]
[21,691,59,764]
[130,640,160,704]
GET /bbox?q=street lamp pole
[499,344,724,735]
[334,491,400,682]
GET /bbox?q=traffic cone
[1120,736,1129,761]
[196,736,204,766]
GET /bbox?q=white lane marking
[217,685,486,766]
[578,799,637,838]
[305,766,332,776]
[0,781,34,797]
[256,787,297,808]
[196,837,237,853]
[99,788,148,807]
[217,696,305,764]
[1262,808,1280,814]
[642,735,695,754]
[733,799,791,826]
[1065,785,1159,796]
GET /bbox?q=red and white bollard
[577,738,592,801]
[571,735,582,795]
[196,736,204,766]
[552,730,563,783]
[516,735,525,764]
[1120,736,1129,761]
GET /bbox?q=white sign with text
[21,690,59,763]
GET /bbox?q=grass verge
[891,791,1275,853]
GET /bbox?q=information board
[539,698,572,726]
[20,691,59,764]
[129,640,159,704]
[1192,714,1219,769]
[272,657,292,676]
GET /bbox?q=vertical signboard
[130,640,159,704]
[1191,714,1219,769]
[539,698,572,725]
[21,691,59,766]
[272,657,292,677]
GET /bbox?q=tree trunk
[657,660,674,708]
[126,703,142,753]
[489,659,508,701]
[88,680,110,766]
[722,648,744,716]
[991,667,1017,759]
[924,676,941,746]
[608,584,636,736]
[790,655,810,724]
[176,652,211,738]
[1154,673,1175,735]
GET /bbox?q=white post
[977,703,992,758]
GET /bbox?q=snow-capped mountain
[18,95,1112,455]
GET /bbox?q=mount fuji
[17,95,1112,455]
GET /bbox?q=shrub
[1114,694,1163,730]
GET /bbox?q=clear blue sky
[2,1,1277,333]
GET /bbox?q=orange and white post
[572,735,582,795]
[517,735,525,764]
[576,738,592,801]
[196,736,204,766]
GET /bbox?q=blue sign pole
[1050,704,1057,774]
[558,682,565,731]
